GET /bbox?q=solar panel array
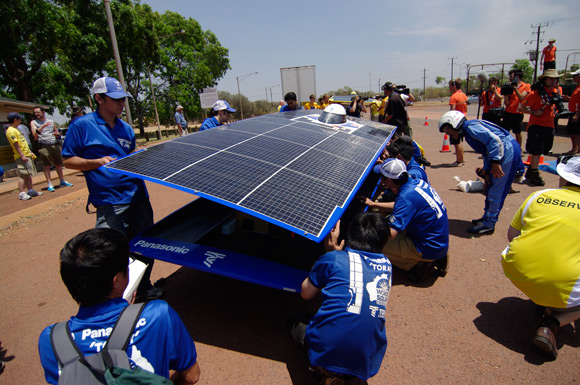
[106,111,393,242]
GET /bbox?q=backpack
[50,303,172,385]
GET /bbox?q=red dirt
[0,103,577,384]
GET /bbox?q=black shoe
[435,254,449,277]
[468,223,495,235]
[471,217,484,225]
[527,169,545,186]
[407,261,435,283]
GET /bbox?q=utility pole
[422,69,428,100]
[448,56,458,81]
[530,22,549,83]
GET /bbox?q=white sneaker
[448,161,464,167]
[19,192,31,200]
[28,189,43,197]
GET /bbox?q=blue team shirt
[306,247,391,380]
[279,105,302,112]
[406,157,429,184]
[38,298,197,385]
[461,119,513,170]
[199,116,220,131]
[62,111,148,205]
[390,178,449,260]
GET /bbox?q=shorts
[38,143,63,167]
[16,157,37,178]
[501,112,524,134]
[381,231,431,271]
[566,116,580,135]
[525,125,554,155]
[543,61,556,70]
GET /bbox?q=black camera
[394,85,410,95]
[500,82,514,96]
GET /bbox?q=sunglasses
[111,97,127,102]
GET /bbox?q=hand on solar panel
[324,220,345,252]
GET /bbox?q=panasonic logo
[134,240,190,254]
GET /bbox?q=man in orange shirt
[480,76,504,125]
[448,79,468,166]
[501,69,531,147]
[540,38,557,71]
[519,69,563,185]
[565,69,580,154]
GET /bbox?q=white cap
[378,158,407,179]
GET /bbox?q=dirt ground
[1,103,578,384]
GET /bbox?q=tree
[0,0,75,104]
[510,59,534,84]
[154,11,231,123]
[435,76,446,87]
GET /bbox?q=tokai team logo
[366,273,391,308]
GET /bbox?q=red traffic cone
[522,155,548,165]
[424,116,429,126]
[440,134,451,152]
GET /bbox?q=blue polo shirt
[406,157,429,184]
[199,116,220,131]
[306,247,390,380]
[389,178,449,260]
[62,111,148,205]
[38,298,197,385]
[279,105,302,112]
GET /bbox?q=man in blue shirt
[291,212,391,383]
[174,105,188,136]
[279,92,302,112]
[199,100,236,131]
[363,159,449,282]
[62,77,161,301]
[38,228,200,385]
[438,111,521,235]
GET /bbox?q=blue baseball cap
[91,77,129,98]
[212,100,236,113]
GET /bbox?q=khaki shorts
[382,231,432,271]
[38,143,63,167]
[16,157,37,178]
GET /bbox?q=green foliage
[435,76,446,86]
[511,59,534,84]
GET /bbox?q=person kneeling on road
[439,111,522,235]
[501,155,580,359]
[289,212,392,384]
[361,159,449,282]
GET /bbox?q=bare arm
[361,196,394,212]
[171,361,201,385]
[301,277,321,300]
[12,142,27,160]
[507,225,521,242]
[63,155,116,171]
[389,227,398,239]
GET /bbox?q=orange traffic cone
[424,117,429,126]
[522,155,548,165]
[440,134,451,152]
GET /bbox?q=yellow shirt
[303,102,320,110]
[501,186,580,308]
[6,126,35,160]
[379,96,389,115]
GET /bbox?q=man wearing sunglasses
[62,77,162,302]
[502,155,580,359]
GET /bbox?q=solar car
[106,110,395,292]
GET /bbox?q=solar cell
[106,110,394,242]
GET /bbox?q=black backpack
[50,303,172,384]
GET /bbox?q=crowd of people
[2,41,577,382]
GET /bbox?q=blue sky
[144,0,579,102]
